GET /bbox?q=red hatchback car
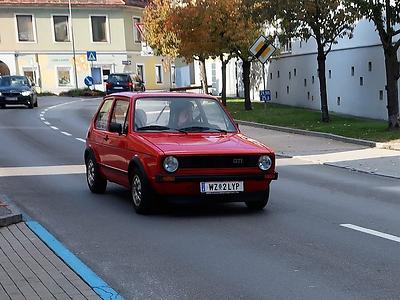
[85,92,278,214]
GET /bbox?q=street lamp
[68,0,79,89]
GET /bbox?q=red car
[85,92,278,214]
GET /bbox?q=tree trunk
[221,54,227,106]
[242,59,252,111]
[317,46,329,122]
[199,58,208,94]
[383,46,400,130]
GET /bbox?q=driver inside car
[176,101,194,127]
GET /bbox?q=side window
[110,100,129,133]
[95,99,113,131]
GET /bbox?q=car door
[102,98,131,187]
[90,98,114,178]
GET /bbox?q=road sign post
[86,51,97,90]
[249,35,276,109]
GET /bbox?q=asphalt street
[1,96,400,299]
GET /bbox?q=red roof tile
[0,0,147,8]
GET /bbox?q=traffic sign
[260,90,271,102]
[249,35,276,64]
[84,76,94,87]
[122,60,132,65]
[86,51,97,62]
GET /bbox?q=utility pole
[68,0,79,89]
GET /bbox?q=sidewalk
[239,122,400,179]
[0,197,102,300]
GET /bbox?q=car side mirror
[109,122,123,135]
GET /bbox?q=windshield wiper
[137,125,187,133]
[179,126,227,133]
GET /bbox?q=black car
[0,75,38,109]
[105,73,145,95]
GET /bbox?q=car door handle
[104,135,109,141]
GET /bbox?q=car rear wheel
[34,99,38,107]
[131,168,154,214]
[0,104,5,109]
[245,188,270,210]
[86,154,107,193]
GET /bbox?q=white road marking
[0,165,85,177]
[50,126,58,130]
[43,121,50,125]
[61,131,72,136]
[341,224,400,243]
[76,138,86,143]
[40,117,45,121]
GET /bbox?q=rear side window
[95,99,113,130]
[108,74,129,83]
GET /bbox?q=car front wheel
[131,168,154,214]
[86,154,107,193]
[245,188,270,210]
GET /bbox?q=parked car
[0,75,38,108]
[84,92,278,214]
[105,73,145,94]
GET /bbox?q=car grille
[2,92,20,97]
[178,155,261,168]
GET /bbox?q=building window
[360,77,364,86]
[294,68,297,77]
[155,65,163,84]
[368,61,372,72]
[275,91,278,99]
[23,68,36,85]
[270,73,272,80]
[277,70,280,78]
[304,78,307,87]
[53,15,70,42]
[171,65,176,84]
[312,95,314,101]
[337,97,341,106]
[136,64,144,82]
[133,17,142,43]
[91,16,107,42]
[57,66,72,86]
[328,70,332,79]
[289,71,291,80]
[307,91,310,100]
[379,90,384,100]
[16,15,35,42]
[286,86,289,94]
[351,66,355,76]
[312,75,315,84]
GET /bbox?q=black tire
[0,104,5,109]
[245,188,270,210]
[34,99,38,107]
[85,154,107,193]
[130,168,154,214]
[28,100,34,109]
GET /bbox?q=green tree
[259,0,358,121]
[347,0,400,130]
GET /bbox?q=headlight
[21,91,32,96]
[258,155,272,171]
[163,156,179,173]
[0,92,2,96]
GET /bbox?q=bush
[59,88,105,97]
[37,91,57,96]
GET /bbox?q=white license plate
[200,181,244,194]
[6,97,17,101]
[114,87,124,89]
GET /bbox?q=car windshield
[0,76,29,87]
[108,74,129,83]
[134,97,237,133]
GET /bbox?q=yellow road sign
[249,35,276,64]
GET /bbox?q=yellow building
[0,0,175,93]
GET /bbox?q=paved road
[1,97,400,299]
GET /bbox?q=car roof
[105,92,218,101]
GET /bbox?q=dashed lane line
[341,224,400,244]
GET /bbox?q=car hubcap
[87,159,95,186]
[132,175,142,206]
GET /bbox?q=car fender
[128,155,149,182]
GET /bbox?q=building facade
[0,0,176,93]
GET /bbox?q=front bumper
[0,96,33,105]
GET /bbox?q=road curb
[0,195,22,227]
[236,120,378,148]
